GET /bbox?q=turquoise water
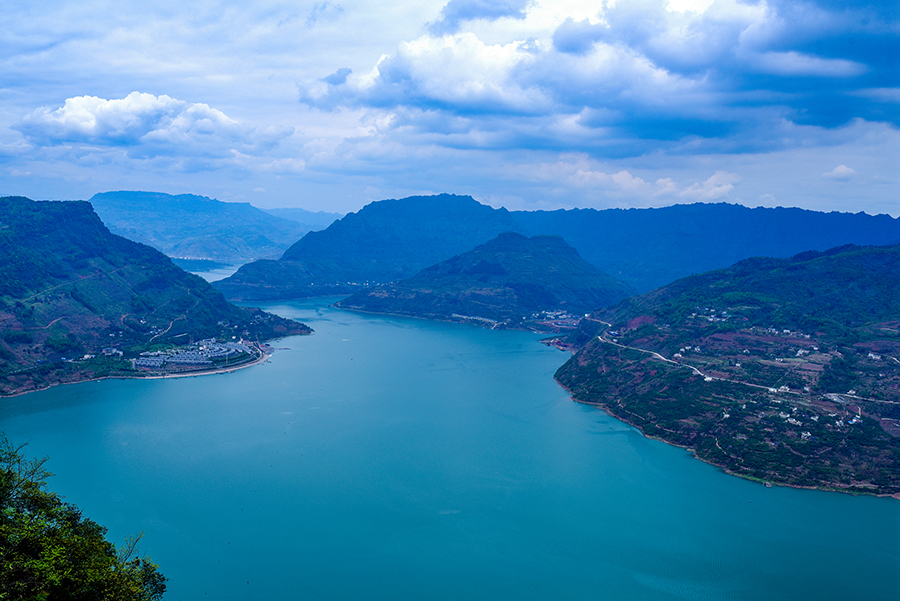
[1,299,898,600]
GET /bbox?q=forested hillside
[0,196,309,396]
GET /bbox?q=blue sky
[1,0,897,214]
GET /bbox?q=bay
[1,298,897,600]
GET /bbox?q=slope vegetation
[0,197,310,396]
[215,195,900,301]
[216,194,525,300]
[555,244,900,495]
[338,233,635,327]
[513,203,900,292]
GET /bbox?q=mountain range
[215,194,525,300]
[214,195,900,301]
[337,232,635,326]
[87,191,340,263]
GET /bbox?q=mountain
[262,207,342,230]
[337,233,635,327]
[511,203,900,292]
[0,196,310,396]
[554,244,900,495]
[87,191,315,263]
[214,194,525,300]
[214,195,900,301]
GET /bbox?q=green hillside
[555,244,900,495]
[338,233,635,327]
[215,195,900,301]
[0,196,310,396]
[216,194,525,300]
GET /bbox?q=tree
[0,435,166,600]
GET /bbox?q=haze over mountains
[214,194,900,301]
[87,191,341,263]
[262,207,343,230]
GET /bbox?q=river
[1,298,897,600]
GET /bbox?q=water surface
[2,299,897,600]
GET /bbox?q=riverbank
[0,342,275,399]
[560,380,900,500]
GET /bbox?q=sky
[1,0,897,215]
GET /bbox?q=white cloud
[13,92,293,160]
[679,170,741,200]
[822,164,856,181]
[498,154,743,205]
[0,0,897,216]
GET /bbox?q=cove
[1,298,897,600]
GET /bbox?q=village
[131,338,259,373]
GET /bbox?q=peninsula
[0,196,311,397]
[555,244,900,496]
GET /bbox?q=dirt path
[596,335,899,405]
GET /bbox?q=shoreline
[0,342,275,399]
[560,381,900,500]
[336,304,567,334]
[135,343,270,381]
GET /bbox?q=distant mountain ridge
[215,194,525,300]
[214,195,900,301]
[511,203,900,292]
[87,191,327,263]
[0,196,309,396]
[337,232,636,325]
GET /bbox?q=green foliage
[44,335,83,355]
[599,244,900,334]
[0,434,167,600]
[818,353,859,393]
[0,196,311,395]
[339,232,635,321]
[2,332,33,345]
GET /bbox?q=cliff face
[0,196,309,396]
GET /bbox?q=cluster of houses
[133,339,253,371]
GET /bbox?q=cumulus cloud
[14,92,293,160]
[822,164,856,180]
[552,18,606,55]
[500,154,742,205]
[302,33,547,114]
[299,0,897,158]
[679,170,741,200]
